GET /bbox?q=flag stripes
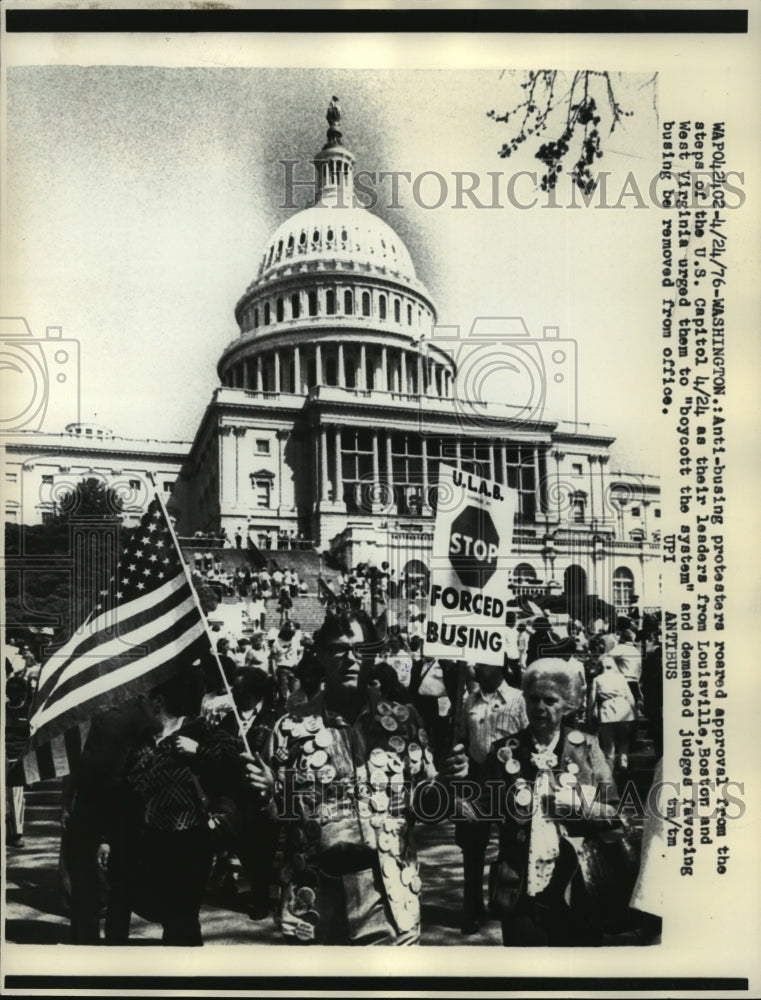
[34,575,189,710]
[19,495,213,783]
[20,721,91,785]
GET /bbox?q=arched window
[326,228,334,245]
[253,307,259,329]
[379,295,387,320]
[394,299,401,323]
[308,291,318,317]
[287,235,294,256]
[344,290,353,315]
[276,298,284,322]
[299,230,307,250]
[264,302,271,325]
[326,290,336,315]
[362,291,371,317]
[276,240,283,260]
[613,567,635,607]
[291,293,300,319]
[407,303,413,325]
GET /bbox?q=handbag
[487,857,524,918]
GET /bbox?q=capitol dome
[254,202,417,286]
[218,101,453,399]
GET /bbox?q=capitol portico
[174,101,661,614]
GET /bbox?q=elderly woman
[485,658,634,946]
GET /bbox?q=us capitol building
[6,102,661,614]
[173,101,660,613]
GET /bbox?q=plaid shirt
[457,682,528,765]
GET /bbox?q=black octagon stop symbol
[449,505,500,589]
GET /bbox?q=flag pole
[149,476,250,744]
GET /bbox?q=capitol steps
[20,778,64,840]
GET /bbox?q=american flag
[18,495,211,784]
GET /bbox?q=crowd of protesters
[190,558,309,618]
[6,552,662,948]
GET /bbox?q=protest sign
[425,463,518,665]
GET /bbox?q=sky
[4,65,661,472]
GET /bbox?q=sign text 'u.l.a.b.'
[425,463,518,666]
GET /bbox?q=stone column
[551,449,565,524]
[385,431,394,491]
[421,436,431,515]
[276,428,293,513]
[360,342,367,390]
[256,355,263,392]
[598,455,610,529]
[274,351,281,393]
[233,426,246,505]
[334,427,343,505]
[294,345,301,394]
[401,351,408,394]
[587,455,597,527]
[381,347,388,392]
[338,342,346,387]
[320,426,330,501]
[316,343,323,385]
[219,425,236,507]
[372,428,380,484]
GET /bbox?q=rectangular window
[654,507,661,518]
[255,439,270,455]
[41,474,54,484]
[5,472,18,483]
[498,446,538,522]
[631,506,641,517]
[129,479,140,489]
[255,480,271,508]
[341,429,373,512]
[163,481,174,493]
[572,498,585,523]
[41,511,54,524]
[391,432,424,515]
[572,463,583,476]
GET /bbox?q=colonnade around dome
[221,338,454,399]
